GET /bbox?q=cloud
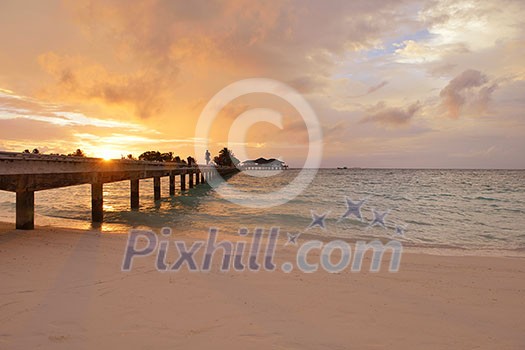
[27,0,418,124]
[287,76,329,94]
[389,0,524,65]
[38,52,176,119]
[427,62,457,77]
[439,69,498,118]
[420,0,524,52]
[59,0,416,96]
[394,39,468,63]
[348,80,389,98]
[0,89,144,129]
[361,101,421,127]
[366,81,389,95]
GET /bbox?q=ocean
[1,169,524,254]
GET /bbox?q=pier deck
[0,152,237,229]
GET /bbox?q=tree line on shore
[23,148,86,157]
[22,147,240,167]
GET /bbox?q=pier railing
[0,152,238,230]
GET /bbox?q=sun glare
[97,148,121,161]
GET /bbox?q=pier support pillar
[196,172,200,185]
[200,172,205,183]
[16,190,34,230]
[189,172,194,188]
[169,175,175,195]
[180,173,186,191]
[153,177,161,201]
[130,179,139,209]
[91,183,103,223]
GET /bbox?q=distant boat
[337,166,348,169]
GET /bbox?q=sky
[0,0,524,168]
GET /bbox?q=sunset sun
[96,148,121,161]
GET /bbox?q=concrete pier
[153,177,161,200]
[0,152,239,229]
[16,191,34,230]
[91,183,103,223]
[130,179,139,209]
[180,173,186,191]
[169,174,175,195]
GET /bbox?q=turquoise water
[1,169,524,252]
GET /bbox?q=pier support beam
[130,179,139,209]
[189,172,194,188]
[200,172,205,183]
[196,172,200,185]
[153,177,161,201]
[91,183,103,223]
[180,173,186,191]
[169,175,175,195]
[16,190,34,230]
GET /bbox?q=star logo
[286,232,300,246]
[307,210,329,230]
[340,197,366,222]
[369,209,389,228]
[395,224,407,236]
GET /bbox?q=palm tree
[217,148,240,167]
[68,149,85,157]
[138,151,162,161]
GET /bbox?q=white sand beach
[1,222,524,349]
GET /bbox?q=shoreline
[1,220,524,258]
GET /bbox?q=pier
[0,152,238,230]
